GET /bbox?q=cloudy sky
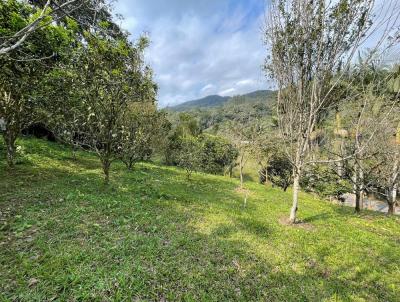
[114,0,268,107]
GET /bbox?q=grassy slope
[0,138,399,302]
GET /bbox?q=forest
[1,0,400,301]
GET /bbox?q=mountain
[169,90,274,112]
[169,95,230,112]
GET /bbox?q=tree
[0,0,115,56]
[251,120,280,185]
[367,68,400,214]
[267,154,293,191]
[68,34,155,184]
[265,0,383,223]
[0,0,72,167]
[176,136,201,180]
[198,134,238,175]
[119,104,160,170]
[164,113,201,165]
[370,121,400,214]
[326,62,400,212]
[224,120,258,188]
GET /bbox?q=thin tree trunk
[264,165,269,186]
[289,170,300,223]
[239,154,244,188]
[388,202,395,215]
[355,189,361,213]
[359,169,364,210]
[353,163,362,213]
[72,144,77,161]
[4,132,17,168]
[388,184,397,215]
[102,158,111,184]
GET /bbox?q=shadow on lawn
[0,142,398,301]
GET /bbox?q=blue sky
[114,0,269,107]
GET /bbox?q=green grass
[0,138,399,301]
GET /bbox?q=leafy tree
[0,0,72,167]
[65,34,155,184]
[301,165,352,199]
[267,154,293,192]
[0,0,116,55]
[199,134,238,175]
[119,103,162,170]
[176,136,201,180]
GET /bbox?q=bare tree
[369,120,400,214]
[225,121,256,188]
[265,0,399,223]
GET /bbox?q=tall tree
[265,0,387,223]
[0,0,73,167]
[68,34,155,184]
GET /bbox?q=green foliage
[266,154,293,191]
[165,114,238,177]
[176,136,202,179]
[198,134,239,175]
[171,91,275,134]
[119,105,166,170]
[0,0,75,166]
[301,165,353,199]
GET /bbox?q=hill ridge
[169,89,274,111]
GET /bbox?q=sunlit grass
[0,138,399,301]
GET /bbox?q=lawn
[0,138,399,301]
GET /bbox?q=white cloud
[114,0,268,107]
[236,79,255,86]
[219,88,236,96]
[201,84,215,93]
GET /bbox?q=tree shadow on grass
[1,142,399,301]
[302,212,332,223]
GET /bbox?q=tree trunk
[388,202,395,215]
[72,145,77,161]
[353,163,363,213]
[355,189,361,213]
[264,166,268,186]
[239,154,244,188]
[125,160,133,171]
[388,184,397,215]
[359,169,364,210]
[289,170,300,223]
[102,159,111,184]
[4,133,17,168]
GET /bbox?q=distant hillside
[169,95,230,112]
[169,90,274,111]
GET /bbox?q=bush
[198,134,238,175]
[301,165,352,199]
[168,133,238,177]
[266,155,293,191]
[176,137,202,179]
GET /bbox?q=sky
[114,0,268,107]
